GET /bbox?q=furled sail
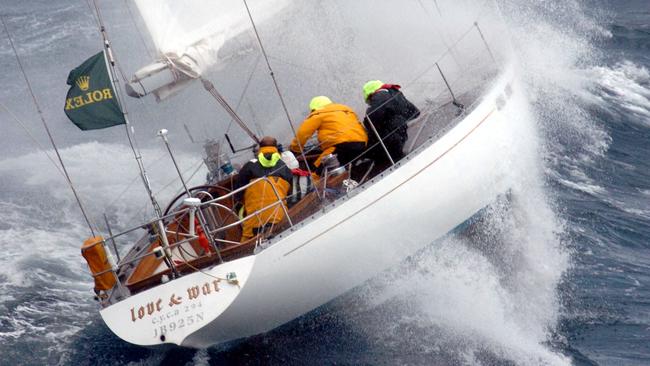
[126,0,286,101]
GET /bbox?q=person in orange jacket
[290,96,368,174]
[236,137,293,242]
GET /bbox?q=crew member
[362,80,420,169]
[236,137,293,242]
[290,96,368,174]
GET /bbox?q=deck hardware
[226,272,239,285]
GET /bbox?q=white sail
[127,0,287,100]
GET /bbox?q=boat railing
[86,175,293,298]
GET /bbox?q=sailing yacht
[81,0,532,348]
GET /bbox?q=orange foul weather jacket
[290,103,368,166]
[237,147,293,242]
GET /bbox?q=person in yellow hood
[290,96,368,173]
[236,137,293,242]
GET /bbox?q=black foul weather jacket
[363,87,420,162]
[236,157,293,195]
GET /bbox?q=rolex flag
[64,51,126,130]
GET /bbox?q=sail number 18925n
[152,301,204,339]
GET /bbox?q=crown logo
[76,76,90,91]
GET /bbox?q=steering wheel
[164,184,243,246]
[163,185,230,216]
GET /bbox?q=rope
[1,16,97,237]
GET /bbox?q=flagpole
[91,1,162,218]
[1,17,97,236]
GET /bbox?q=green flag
[64,51,126,130]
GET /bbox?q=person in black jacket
[362,80,420,170]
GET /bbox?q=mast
[91,0,162,218]
[1,17,97,236]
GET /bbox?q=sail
[134,0,241,61]
[127,0,287,100]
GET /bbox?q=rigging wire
[418,0,463,68]
[241,0,320,198]
[83,0,100,28]
[0,101,66,179]
[131,158,206,221]
[104,150,170,211]
[416,0,431,14]
[432,0,443,16]
[267,55,322,74]
[224,53,262,136]
[406,23,478,88]
[1,16,97,236]
[123,0,154,59]
[157,159,206,197]
[240,0,295,130]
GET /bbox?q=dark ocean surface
[0,0,649,365]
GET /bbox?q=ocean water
[0,0,649,365]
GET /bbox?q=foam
[587,61,650,121]
[190,349,211,366]
[557,178,607,195]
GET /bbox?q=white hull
[101,66,528,348]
